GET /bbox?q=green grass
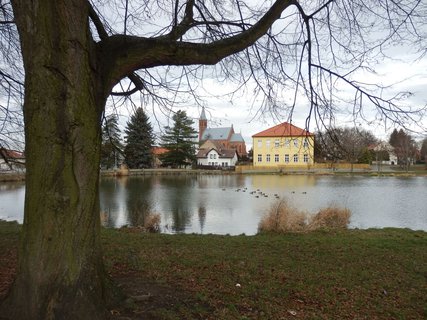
[1,220,426,319]
[102,228,427,319]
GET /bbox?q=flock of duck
[221,187,307,198]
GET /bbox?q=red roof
[0,148,25,159]
[252,122,313,138]
[152,147,168,155]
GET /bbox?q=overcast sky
[110,49,427,150]
[101,1,427,150]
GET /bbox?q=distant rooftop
[201,127,232,141]
[230,133,245,143]
[252,122,313,138]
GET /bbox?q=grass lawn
[1,221,426,319]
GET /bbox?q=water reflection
[2,175,427,234]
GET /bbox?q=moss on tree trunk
[2,1,113,319]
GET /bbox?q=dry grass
[259,199,351,233]
[307,206,351,230]
[143,213,161,233]
[258,199,307,232]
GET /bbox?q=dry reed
[143,213,161,233]
[307,206,351,230]
[258,199,351,233]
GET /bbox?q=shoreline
[1,167,426,182]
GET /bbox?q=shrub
[143,213,161,233]
[258,199,351,233]
[258,199,307,233]
[307,206,351,231]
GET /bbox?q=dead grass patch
[259,199,351,233]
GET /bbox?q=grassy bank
[1,221,426,319]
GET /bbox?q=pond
[1,174,426,235]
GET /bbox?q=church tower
[199,106,207,141]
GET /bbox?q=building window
[266,154,271,162]
[284,139,290,148]
[257,140,262,148]
[213,154,217,159]
[304,154,309,163]
[285,154,289,163]
[274,154,279,162]
[303,138,309,148]
[258,154,262,162]
[266,140,271,148]
[294,139,299,148]
[293,154,298,163]
[274,139,280,148]
[210,154,213,159]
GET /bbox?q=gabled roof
[201,127,232,140]
[230,133,245,143]
[196,148,237,159]
[252,122,313,138]
[152,146,168,155]
[0,148,25,159]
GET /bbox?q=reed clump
[307,206,351,231]
[143,213,161,233]
[258,199,351,233]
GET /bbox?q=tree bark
[2,1,110,319]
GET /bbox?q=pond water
[1,175,426,235]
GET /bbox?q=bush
[143,213,161,233]
[258,199,351,233]
[258,199,307,233]
[307,206,351,230]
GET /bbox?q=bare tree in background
[315,127,377,170]
[0,0,426,318]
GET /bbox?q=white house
[196,147,238,167]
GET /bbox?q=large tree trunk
[2,1,110,319]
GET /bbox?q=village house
[196,140,238,167]
[196,107,247,167]
[0,148,26,172]
[252,122,314,167]
[151,146,169,168]
[198,107,247,158]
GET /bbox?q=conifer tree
[124,108,154,168]
[101,114,123,169]
[160,110,197,168]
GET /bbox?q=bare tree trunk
[2,1,111,319]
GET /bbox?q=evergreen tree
[160,110,198,168]
[124,108,154,168]
[101,114,123,169]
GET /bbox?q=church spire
[200,106,207,120]
[199,107,208,141]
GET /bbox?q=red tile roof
[152,147,168,155]
[0,148,25,159]
[252,122,313,138]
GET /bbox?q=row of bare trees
[315,127,426,171]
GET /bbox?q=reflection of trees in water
[125,177,154,227]
[99,178,119,227]
[198,205,206,233]
[160,176,195,232]
[0,182,25,192]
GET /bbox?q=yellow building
[252,122,314,167]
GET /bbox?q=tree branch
[99,0,296,90]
